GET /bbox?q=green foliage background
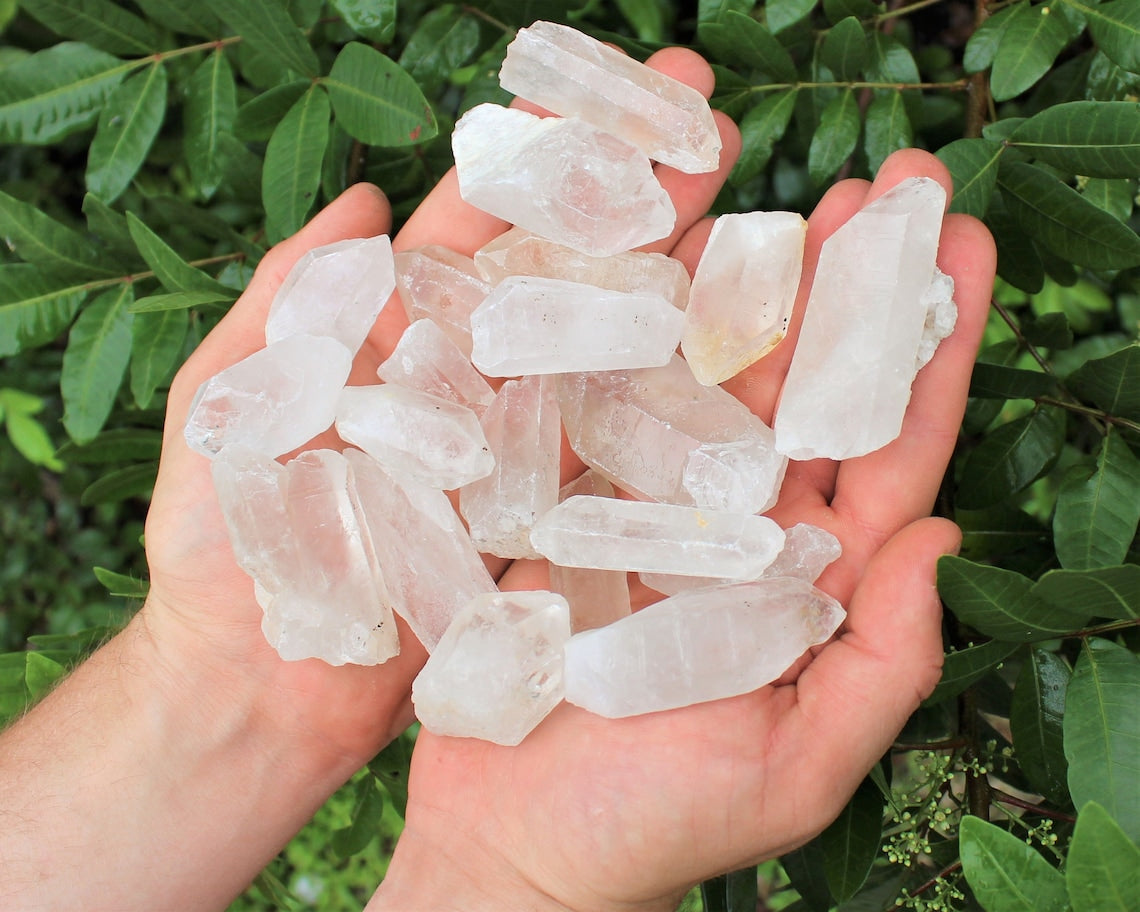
[0,0,1138,909]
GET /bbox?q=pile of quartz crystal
[184,20,957,746]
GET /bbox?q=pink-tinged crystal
[394,246,490,356]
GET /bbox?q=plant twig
[991,789,1077,822]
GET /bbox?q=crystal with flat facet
[334,384,493,490]
[185,334,352,458]
[470,276,683,376]
[394,246,491,356]
[461,375,561,558]
[681,211,806,386]
[558,355,787,514]
[452,103,676,257]
[563,577,845,718]
[412,590,571,745]
[265,236,395,355]
[530,495,785,578]
[774,178,948,460]
[499,20,720,174]
[376,318,495,417]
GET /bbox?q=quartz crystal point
[563,577,845,718]
[774,178,950,460]
[334,385,493,490]
[460,375,561,558]
[345,449,496,652]
[558,355,787,514]
[412,590,571,745]
[185,335,352,458]
[376,319,495,417]
[530,495,785,578]
[394,246,491,356]
[452,103,676,257]
[474,228,691,310]
[681,212,806,386]
[470,276,684,376]
[499,21,721,174]
[265,236,395,355]
[212,447,400,666]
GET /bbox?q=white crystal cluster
[183,21,956,746]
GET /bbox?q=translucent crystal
[334,385,493,490]
[681,211,806,386]
[563,577,845,717]
[530,495,785,578]
[412,590,571,745]
[265,236,395,355]
[394,246,491,356]
[376,319,495,417]
[460,375,561,558]
[558,355,787,514]
[185,335,352,459]
[452,103,676,257]
[499,20,721,174]
[474,228,691,310]
[774,178,948,460]
[916,267,957,370]
[470,276,684,376]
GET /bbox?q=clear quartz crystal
[470,276,684,376]
[474,228,691,310]
[452,103,676,257]
[394,246,491,356]
[184,334,352,459]
[460,375,561,558]
[558,355,787,514]
[563,577,845,718]
[499,20,721,174]
[774,178,949,460]
[412,590,571,745]
[681,211,806,386]
[530,495,786,578]
[376,319,495,417]
[265,236,395,356]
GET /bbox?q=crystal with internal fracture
[499,20,721,174]
[376,319,495,417]
[774,178,950,460]
[681,212,806,386]
[563,577,845,717]
[412,590,571,745]
[394,246,491,356]
[452,103,676,257]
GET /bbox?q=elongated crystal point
[452,103,676,257]
[774,178,949,460]
[681,211,806,386]
[499,21,721,174]
[563,578,845,718]
[394,246,490,356]
[377,319,495,416]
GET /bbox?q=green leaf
[780,841,833,912]
[990,1,1073,102]
[486,0,590,26]
[263,85,329,243]
[956,406,1065,509]
[148,197,266,264]
[19,0,157,56]
[1009,101,1140,179]
[86,62,167,203]
[184,50,237,200]
[1066,802,1140,912]
[368,733,410,818]
[964,5,1015,73]
[26,626,117,654]
[999,161,1140,271]
[203,0,319,77]
[329,0,396,42]
[1032,565,1140,621]
[126,213,234,296]
[1054,431,1140,569]
[61,285,134,444]
[0,265,87,357]
[968,363,1056,400]
[700,0,755,25]
[766,0,816,34]
[93,566,150,598]
[730,89,797,183]
[235,80,308,141]
[0,42,130,144]
[132,0,222,38]
[1068,343,1140,421]
[986,200,1045,294]
[923,639,1021,706]
[820,775,882,903]
[56,427,163,465]
[82,193,142,262]
[1,389,63,470]
[823,0,882,23]
[1077,0,1140,74]
[326,42,438,147]
[959,816,1068,912]
[128,290,234,313]
[820,16,867,81]
[1021,311,1073,350]
[937,138,1004,218]
[1010,648,1071,806]
[808,88,859,184]
[24,652,68,704]
[331,776,385,858]
[700,866,759,912]
[616,0,666,42]
[864,91,912,174]
[80,461,156,505]
[1082,177,1135,222]
[130,308,187,409]
[0,188,122,278]
[1064,638,1140,842]
[396,6,482,94]
[699,12,797,81]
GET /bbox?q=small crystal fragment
[499,21,721,174]
[265,236,395,355]
[530,495,785,578]
[452,103,676,257]
[681,212,806,386]
[335,385,494,490]
[394,246,491,356]
[376,319,495,417]
[563,578,845,718]
[470,276,683,376]
[412,590,571,745]
[185,335,352,459]
[915,267,957,370]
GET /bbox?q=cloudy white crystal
[376,319,495,417]
[394,246,491,356]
